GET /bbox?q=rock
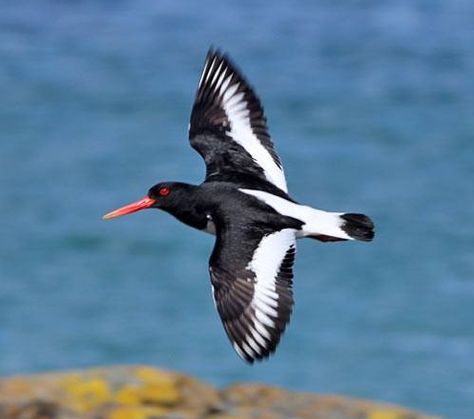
[219,384,433,419]
[0,365,440,419]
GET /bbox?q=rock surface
[0,365,439,419]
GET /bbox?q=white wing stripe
[255,292,278,309]
[198,60,208,87]
[248,228,294,287]
[210,61,224,86]
[246,228,296,334]
[250,326,269,346]
[233,343,247,360]
[253,321,271,340]
[203,63,288,192]
[222,82,239,100]
[260,286,278,301]
[255,300,278,317]
[260,287,279,300]
[215,69,228,90]
[219,75,233,95]
[225,91,245,108]
[204,57,217,86]
[245,335,262,355]
[255,310,276,328]
[223,102,287,192]
[242,342,256,358]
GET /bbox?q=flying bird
[103,49,375,363]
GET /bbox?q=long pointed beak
[103,196,156,220]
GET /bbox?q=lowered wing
[209,223,296,363]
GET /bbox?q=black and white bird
[104,49,374,363]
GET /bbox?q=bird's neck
[162,184,208,231]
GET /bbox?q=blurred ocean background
[1,1,473,417]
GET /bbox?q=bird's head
[103,182,187,220]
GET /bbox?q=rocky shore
[0,365,439,419]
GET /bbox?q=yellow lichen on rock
[62,375,111,412]
[113,382,180,407]
[136,368,180,402]
[108,406,169,419]
[369,409,409,419]
[135,366,173,383]
[138,381,180,405]
[114,384,142,406]
[113,367,180,407]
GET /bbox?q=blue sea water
[1,1,473,417]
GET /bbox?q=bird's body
[104,49,374,363]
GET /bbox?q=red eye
[159,187,170,197]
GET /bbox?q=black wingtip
[206,45,217,60]
[204,46,237,74]
[206,46,223,62]
[340,213,375,242]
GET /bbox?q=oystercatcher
[104,49,374,363]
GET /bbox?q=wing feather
[210,228,296,363]
[189,49,288,192]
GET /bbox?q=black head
[103,182,194,220]
[147,182,196,210]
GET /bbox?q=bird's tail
[302,209,375,242]
[237,189,374,243]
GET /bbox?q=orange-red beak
[103,196,156,220]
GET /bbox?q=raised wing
[189,49,288,193]
[209,226,296,363]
